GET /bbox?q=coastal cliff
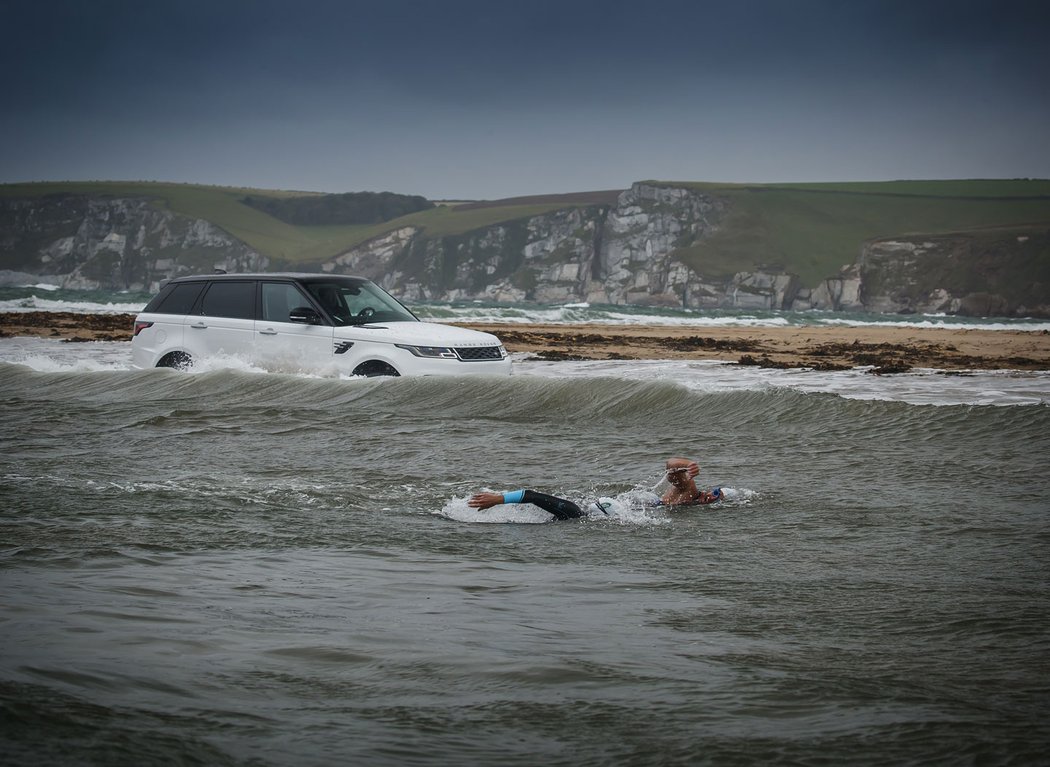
[855,229,1050,317]
[321,183,1049,317]
[323,184,730,307]
[1,182,1048,317]
[0,195,267,290]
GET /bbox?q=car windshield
[305,280,417,326]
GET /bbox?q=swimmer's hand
[468,492,504,510]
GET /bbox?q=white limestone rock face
[596,184,726,306]
[316,182,727,307]
[1,196,266,291]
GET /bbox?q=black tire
[157,351,192,371]
[352,360,400,377]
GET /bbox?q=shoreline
[458,323,1050,372]
[2,311,1049,371]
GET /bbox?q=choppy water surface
[2,341,1049,765]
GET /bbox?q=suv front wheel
[352,360,400,377]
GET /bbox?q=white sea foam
[0,294,146,314]
[417,303,794,327]
[511,357,1050,407]
[437,496,553,524]
[815,316,1050,332]
[2,338,1047,407]
[436,492,672,525]
[183,351,267,375]
[411,302,1050,330]
[0,338,133,372]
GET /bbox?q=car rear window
[199,281,256,319]
[147,282,206,315]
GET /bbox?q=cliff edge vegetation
[658,179,1050,286]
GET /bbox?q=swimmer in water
[659,456,723,506]
[467,456,722,520]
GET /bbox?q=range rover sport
[131,273,511,377]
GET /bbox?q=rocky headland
[2,181,1048,319]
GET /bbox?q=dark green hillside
[242,191,434,225]
[660,179,1050,284]
[3,179,1049,284]
[0,181,334,262]
[455,190,623,210]
[860,225,1050,315]
[0,181,617,265]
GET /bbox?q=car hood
[335,321,503,347]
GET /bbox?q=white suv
[131,273,511,377]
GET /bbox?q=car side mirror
[288,306,322,325]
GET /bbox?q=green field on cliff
[3,179,1049,284]
[659,179,1050,284]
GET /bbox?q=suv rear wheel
[157,351,193,370]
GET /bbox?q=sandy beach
[2,311,1049,371]
[460,322,1050,372]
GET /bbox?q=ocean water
[2,335,1049,765]
[3,284,1050,331]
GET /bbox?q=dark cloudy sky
[2,0,1048,199]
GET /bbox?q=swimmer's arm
[467,490,525,510]
[467,490,583,520]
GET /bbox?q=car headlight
[395,344,458,359]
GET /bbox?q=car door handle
[189,322,208,329]
[258,328,279,335]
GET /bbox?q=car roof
[166,272,369,284]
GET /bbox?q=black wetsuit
[517,490,585,520]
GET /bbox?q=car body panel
[254,319,337,374]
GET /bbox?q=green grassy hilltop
[2,179,1048,283]
[657,179,1050,285]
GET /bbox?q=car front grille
[455,346,504,361]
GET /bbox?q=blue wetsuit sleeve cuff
[503,489,525,504]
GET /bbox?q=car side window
[199,281,256,319]
[260,282,313,323]
[151,282,206,314]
